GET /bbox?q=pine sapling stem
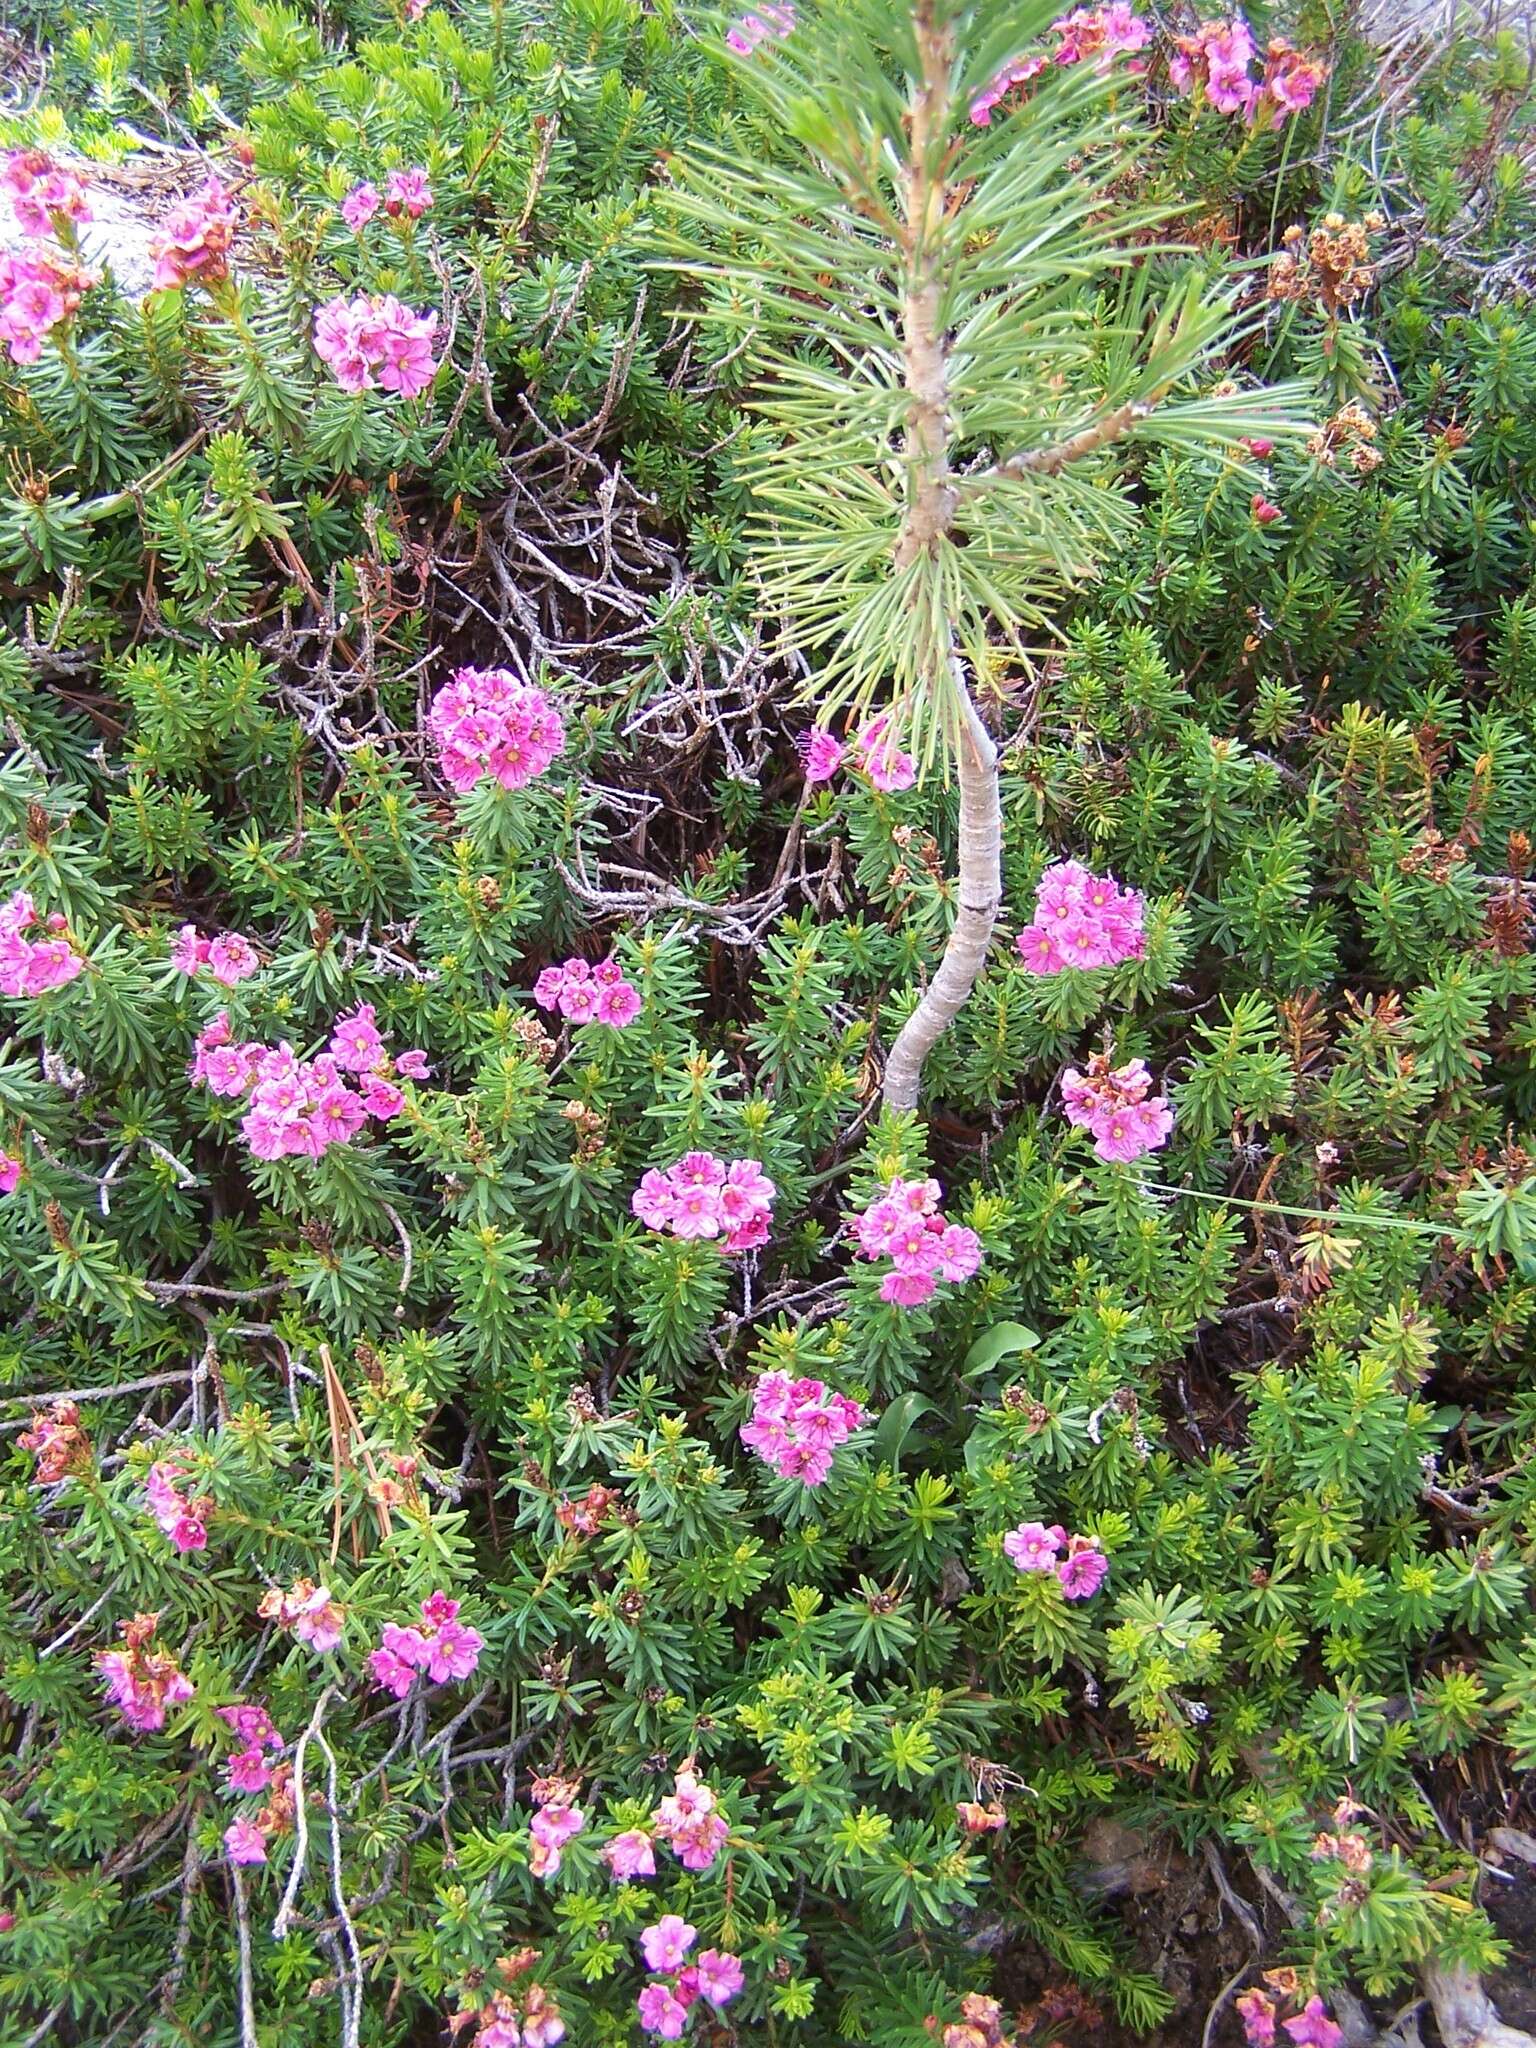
[881,0,1003,1112]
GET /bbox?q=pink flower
[670,1182,723,1239]
[0,1149,19,1195]
[531,1803,585,1855]
[853,714,916,792]
[1170,16,1260,114]
[969,52,1046,123]
[797,726,845,783]
[596,979,642,1027]
[640,1915,697,1972]
[1252,493,1283,525]
[880,1267,938,1307]
[533,965,569,1010]
[363,1077,404,1118]
[329,1004,387,1073]
[225,1747,273,1795]
[369,1638,423,1698]
[637,1985,689,2039]
[372,293,439,396]
[1003,1521,1065,1573]
[1283,2000,1344,2048]
[935,1223,982,1283]
[559,977,599,1024]
[1020,863,1144,974]
[1016,924,1066,973]
[341,181,380,231]
[261,1579,347,1654]
[602,1828,657,1879]
[422,1615,483,1683]
[223,1817,268,1865]
[1056,1537,1109,1600]
[395,1048,431,1079]
[151,177,237,292]
[1237,1990,1278,2048]
[0,246,92,363]
[171,925,210,974]
[723,1,794,55]
[385,167,433,218]
[1262,42,1325,119]
[632,1169,679,1230]
[207,933,259,984]
[695,1950,744,2006]
[218,1703,283,1751]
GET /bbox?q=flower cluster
[313,292,439,398]
[653,1763,730,1870]
[217,1700,285,1798]
[1061,1052,1174,1163]
[1053,4,1149,66]
[940,1993,1015,2048]
[0,246,92,364]
[523,1771,585,1879]
[457,1962,567,2048]
[794,715,916,792]
[595,1764,732,1883]
[1003,1521,1110,1599]
[740,1372,865,1487]
[1237,1979,1343,2048]
[190,1004,426,1161]
[968,53,1047,124]
[150,176,237,293]
[95,1613,194,1732]
[170,924,260,985]
[724,1,794,56]
[0,152,94,363]
[850,1173,982,1307]
[2,150,91,240]
[258,1577,345,1654]
[1306,399,1382,476]
[533,955,642,1027]
[1268,212,1382,317]
[1016,860,1145,974]
[368,1590,484,1697]
[636,1917,744,2039]
[0,890,83,997]
[969,5,1146,124]
[1170,18,1325,127]
[18,1399,90,1482]
[145,1458,213,1554]
[632,1152,776,1253]
[427,665,566,792]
